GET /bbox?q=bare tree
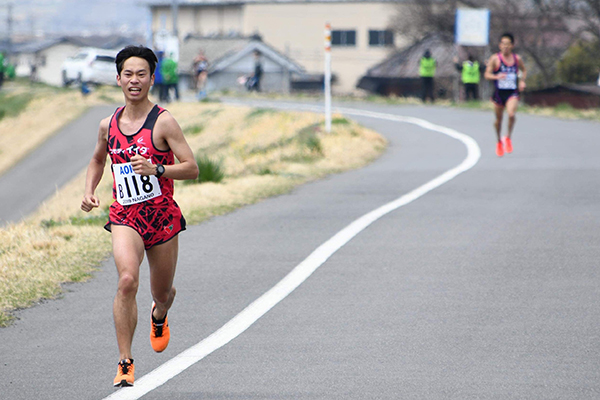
[557,0,600,42]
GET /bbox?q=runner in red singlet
[81,45,198,388]
[484,33,527,157]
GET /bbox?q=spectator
[162,53,180,102]
[193,50,209,99]
[454,54,486,101]
[419,49,436,103]
[153,51,168,102]
[30,60,38,82]
[247,50,263,92]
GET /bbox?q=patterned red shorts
[104,196,186,250]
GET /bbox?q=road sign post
[324,23,332,133]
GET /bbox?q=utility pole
[171,0,179,39]
[6,2,13,58]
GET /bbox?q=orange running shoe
[504,136,513,153]
[496,141,504,157]
[113,358,134,387]
[150,302,170,353]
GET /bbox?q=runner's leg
[506,96,519,139]
[111,225,145,361]
[494,104,504,143]
[147,236,179,320]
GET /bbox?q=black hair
[500,32,514,44]
[115,45,158,76]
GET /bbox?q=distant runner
[81,45,198,388]
[484,32,527,157]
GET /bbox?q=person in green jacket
[419,49,436,103]
[6,63,15,80]
[161,54,180,102]
[454,54,485,101]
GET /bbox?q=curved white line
[103,104,481,400]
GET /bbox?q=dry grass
[0,101,386,326]
[0,84,121,176]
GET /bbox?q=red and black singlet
[104,104,186,249]
[107,104,174,201]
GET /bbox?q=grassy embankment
[0,85,387,326]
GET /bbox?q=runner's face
[117,57,154,101]
[499,38,514,55]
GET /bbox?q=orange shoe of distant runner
[496,141,504,157]
[113,358,134,387]
[150,302,170,353]
[503,136,513,153]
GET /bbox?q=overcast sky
[0,0,152,36]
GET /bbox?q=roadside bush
[297,123,323,155]
[191,155,225,184]
[557,40,600,84]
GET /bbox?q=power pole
[171,0,179,39]
[6,2,13,58]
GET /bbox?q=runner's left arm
[131,112,199,180]
[517,56,527,92]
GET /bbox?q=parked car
[61,48,118,86]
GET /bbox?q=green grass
[245,108,277,120]
[296,123,323,155]
[331,117,351,125]
[0,92,35,120]
[184,123,205,135]
[191,155,225,184]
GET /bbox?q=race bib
[113,162,162,206]
[498,72,517,90]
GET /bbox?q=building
[146,0,406,93]
[180,35,305,93]
[357,34,457,98]
[11,35,142,87]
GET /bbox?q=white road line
[102,104,481,400]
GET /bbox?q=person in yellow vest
[454,54,485,101]
[419,49,436,103]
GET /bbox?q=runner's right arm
[484,54,504,81]
[81,117,110,212]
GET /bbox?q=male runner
[484,33,527,157]
[81,45,198,387]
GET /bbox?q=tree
[557,0,600,43]
[557,40,600,83]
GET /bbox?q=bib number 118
[120,175,154,199]
[113,162,162,205]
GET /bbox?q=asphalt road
[0,105,117,226]
[1,99,599,400]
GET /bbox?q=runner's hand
[519,80,526,91]
[131,154,155,176]
[496,73,507,80]
[81,194,100,212]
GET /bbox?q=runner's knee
[151,287,173,306]
[117,273,139,297]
